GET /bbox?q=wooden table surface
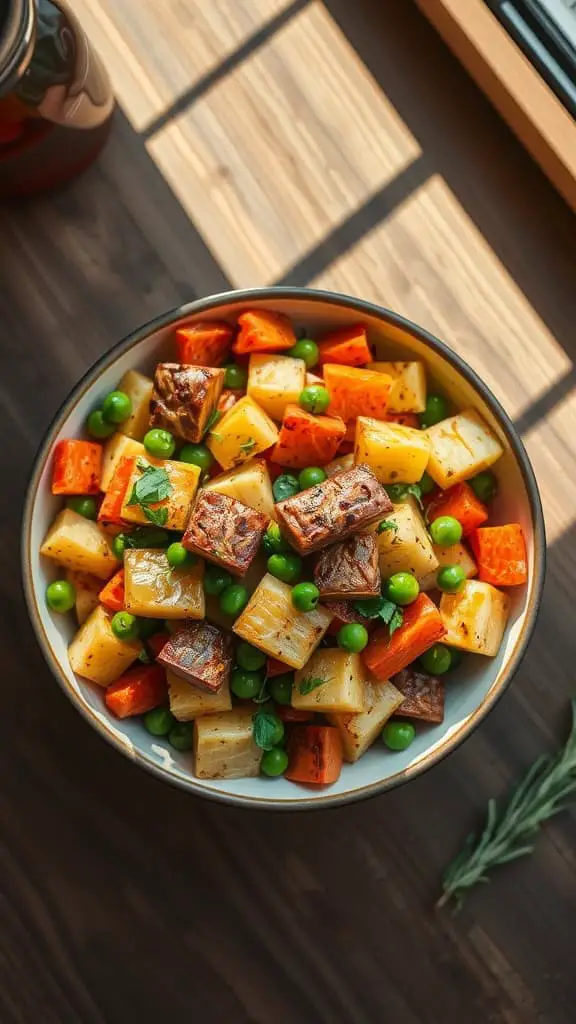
[2,1,576,1021]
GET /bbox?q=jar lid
[0,0,35,97]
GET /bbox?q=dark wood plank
[1,1,576,1023]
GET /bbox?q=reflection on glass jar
[0,0,115,198]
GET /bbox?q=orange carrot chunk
[426,482,488,535]
[470,524,528,586]
[363,593,447,681]
[270,404,346,469]
[99,569,125,612]
[318,325,372,367]
[323,363,393,422]
[232,310,296,355]
[105,664,167,719]
[285,725,344,785]
[175,321,233,366]
[97,455,136,526]
[52,440,102,496]
[148,632,171,659]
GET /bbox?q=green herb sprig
[353,596,404,637]
[386,483,423,510]
[253,707,279,750]
[203,408,221,437]
[438,698,576,910]
[127,462,172,527]
[298,676,329,696]
[377,519,399,534]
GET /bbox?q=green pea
[298,385,330,415]
[272,473,300,502]
[143,428,176,459]
[419,394,448,428]
[87,409,115,439]
[46,579,76,613]
[236,643,267,672]
[66,496,98,520]
[102,390,132,424]
[260,747,289,777]
[230,669,263,700]
[286,339,319,369]
[429,515,462,546]
[267,552,302,584]
[470,470,498,503]
[112,534,126,560]
[291,582,320,612]
[337,623,369,653]
[262,522,290,555]
[268,672,293,705]
[166,542,194,569]
[223,363,248,389]
[111,611,140,641]
[298,466,327,490]
[204,565,233,596]
[179,443,214,472]
[219,584,249,617]
[419,471,436,496]
[437,564,466,593]
[266,715,285,748]
[384,572,419,606]
[382,720,416,751]
[168,722,193,751]
[143,707,175,736]
[419,643,452,675]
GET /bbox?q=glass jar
[0,0,114,198]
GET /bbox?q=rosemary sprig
[437,698,576,910]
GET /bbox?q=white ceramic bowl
[22,288,545,809]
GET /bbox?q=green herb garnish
[239,437,257,455]
[127,463,172,526]
[438,698,576,910]
[253,708,280,750]
[386,482,423,509]
[353,595,404,637]
[298,676,328,696]
[377,519,399,534]
[203,408,221,437]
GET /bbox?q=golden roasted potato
[194,708,261,779]
[354,417,430,484]
[41,509,119,579]
[120,457,201,531]
[425,409,504,489]
[440,580,510,655]
[233,573,333,669]
[123,549,205,619]
[117,370,154,440]
[202,458,276,520]
[167,669,232,720]
[368,361,426,413]
[65,569,102,624]
[328,680,404,761]
[247,353,306,420]
[206,396,279,470]
[293,650,366,713]
[68,605,141,685]
[376,497,438,580]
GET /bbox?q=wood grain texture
[1,0,576,1021]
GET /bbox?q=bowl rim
[21,286,546,810]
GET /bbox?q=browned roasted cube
[183,490,268,576]
[324,600,369,625]
[392,669,445,724]
[314,534,380,599]
[157,622,232,693]
[150,363,224,443]
[275,465,391,555]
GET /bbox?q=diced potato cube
[194,708,261,779]
[368,361,426,413]
[440,580,510,655]
[206,396,279,470]
[41,509,119,579]
[247,353,306,421]
[68,605,141,685]
[355,417,430,484]
[327,680,404,762]
[425,409,504,489]
[233,573,333,669]
[167,669,232,720]
[101,433,146,491]
[117,370,154,440]
[293,650,366,712]
[120,457,201,530]
[377,497,438,580]
[420,541,477,591]
[202,458,276,521]
[123,549,205,618]
[65,569,101,624]
[325,453,355,477]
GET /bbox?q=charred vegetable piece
[425,409,503,489]
[206,395,279,470]
[68,605,141,686]
[323,363,394,422]
[293,649,366,713]
[285,725,344,785]
[233,573,333,669]
[101,434,146,492]
[175,321,233,366]
[367,361,426,413]
[158,621,232,693]
[426,482,488,535]
[313,534,380,599]
[439,580,510,655]
[52,440,102,496]
[41,509,119,580]
[275,465,391,555]
[247,353,306,421]
[317,325,372,367]
[183,490,268,577]
[270,404,346,469]
[470,524,528,587]
[167,669,232,720]
[363,593,447,681]
[354,417,430,485]
[327,679,404,762]
[105,664,167,718]
[123,549,205,619]
[120,456,201,532]
[232,310,296,355]
[392,668,445,723]
[149,363,225,443]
